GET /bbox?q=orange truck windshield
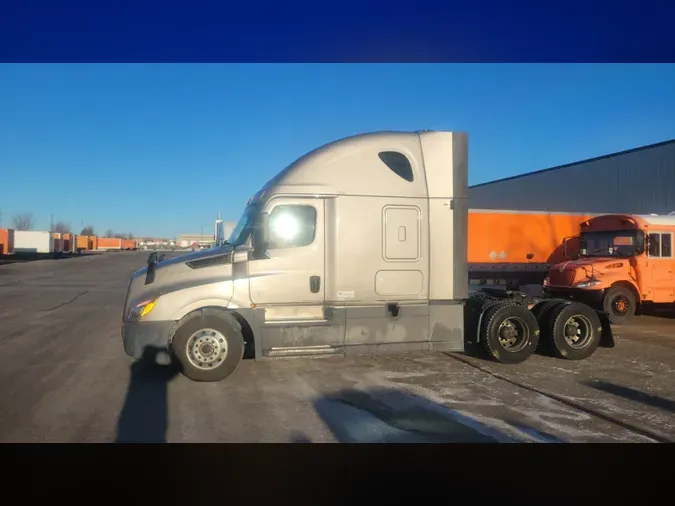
[580,230,644,258]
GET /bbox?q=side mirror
[158,253,166,262]
[148,252,157,265]
[252,212,269,258]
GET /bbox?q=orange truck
[0,228,15,255]
[468,209,596,289]
[544,213,675,323]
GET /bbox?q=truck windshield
[580,230,644,258]
[227,205,259,247]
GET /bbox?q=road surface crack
[44,290,90,312]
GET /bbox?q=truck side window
[268,205,317,249]
[661,233,672,257]
[378,151,414,182]
[648,233,661,257]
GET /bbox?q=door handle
[310,276,321,294]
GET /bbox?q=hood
[549,257,629,287]
[124,245,235,320]
[132,245,234,279]
[556,257,628,272]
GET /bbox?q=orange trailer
[89,236,98,250]
[51,233,63,252]
[468,209,597,289]
[62,233,79,253]
[0,228,15,255]
[76,235,89,251]
[120,239,137,250]
[98,237,122,250]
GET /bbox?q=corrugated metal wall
[468,141,675,214]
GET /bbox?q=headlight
[129,298,159,319]
[575,280,601,288]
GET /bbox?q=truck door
[647,231,674,302]
[249,198,325,310]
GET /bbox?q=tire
[548,302,603,360]
[532,300,569,350]
[531,299,563,323]
[480,303,540,364]
[602,286,636,324]
[171,311,244,382]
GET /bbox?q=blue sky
[1,64,674,238]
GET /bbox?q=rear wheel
[481,303,540,364]
[602,286,636,324]
[171,311,244,382]
[532,300,569,351]
[531,299,564,323]
[549,302,603,360]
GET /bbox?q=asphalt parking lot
[0,251,674,443]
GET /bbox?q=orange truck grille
[549,269,576,286]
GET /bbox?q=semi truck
[544,213,675,324]
[121,131,614,382]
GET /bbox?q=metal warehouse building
[468,139,675,214]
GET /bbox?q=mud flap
[596,310,615,348]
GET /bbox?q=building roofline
[469,138,675,189]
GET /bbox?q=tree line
[0,211,134,239]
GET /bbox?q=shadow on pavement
[115,347,181,443]
[584,380,675,414]
[291,387,565,443]
[640,305,675,319]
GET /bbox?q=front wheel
[171,311,244,382]
[480,303,540,364]
[602,286,636,324]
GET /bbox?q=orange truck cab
[543,213,675,323]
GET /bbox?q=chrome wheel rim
[562,315,593,349]
[497,316,529,352]
[186,328,228,370]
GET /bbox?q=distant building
[177,234,214,248]
[468,139,675,214]
[179,213,236,249]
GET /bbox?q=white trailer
[14,231,55,254]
